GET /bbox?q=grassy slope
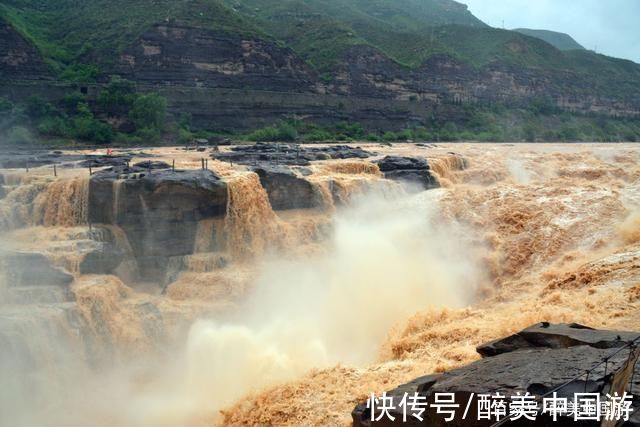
[514,28,585,51]
[221,0,640,101]
[221,0,485,70]
[2,0,639,101]
[0,0,265,71]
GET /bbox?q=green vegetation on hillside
[222,0,484,70]
[0,0,264,75]
[0,81,168,145]
[514,28,585,51]
[1,0,640,146]
[3,93,640,146]
[242,107,640,144]
[2,0,639,98]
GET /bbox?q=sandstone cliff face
[136,29,640,121]
[331,46,640,116]
[0,19,53,81]
[2,19,639,131]
[114,24,317,92]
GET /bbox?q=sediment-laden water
[1,143,639,426]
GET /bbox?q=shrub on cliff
[71,103,113,143]
[60,64,98,83]
[178,128,193,144]
[248,122,298,142]
[97,78,137,115]
[129,93,167,139]
[25,96,53,119]
[37,116,68,137]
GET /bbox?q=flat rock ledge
[353,323,640,426]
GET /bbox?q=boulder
[353,323,640,427]
[376,156,439,190]
[253,165,325,210]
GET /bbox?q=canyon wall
[2,20,639,131]
[0,19,53,82]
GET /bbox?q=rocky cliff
[115,24,317,92]
[0,19,53,82]
[88,166,228,282]
[1,0,640,133]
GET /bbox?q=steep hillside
[221,0,485,70]
[0,0,265,71]
[1,0,639,143]
[514,28,585,51]
[0,16,52,81]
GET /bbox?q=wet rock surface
[0,151,138,170]
[132,160,171,170]
[477,322,640,357]
[353,323,640,427]
[80,154,133,168]
[0,151,82,169]
[211,142,373,167]
[88,169,227,281]
[253,165,325,211]
[0,251,74,288]
[376,156,439,190]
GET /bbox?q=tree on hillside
[129,93,167,141]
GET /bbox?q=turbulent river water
[1,143,639,426]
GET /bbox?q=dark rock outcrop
[376,156,439,190]
[353,323,640,427]
[88,168,227,281]
[0,251,74,288]
[253,165,325,210]
[0,251,75,303]
[132,160,171,170]
[212,142,373,167]
[477,322,639,357]
[80,155,132,168]
[0,151,79,169]
[0,19,53,81]
[79,242,127,276]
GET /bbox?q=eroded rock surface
[212,142,373,166]
[376,156,439,190]
[353,323,640,426]
[253,165,325,210]
[88,168,227,281]
[0,251,74,288]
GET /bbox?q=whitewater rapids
[0,143,639,426]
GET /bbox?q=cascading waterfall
[427,153,468,186]
[223,172,285,260]
[2,144,639,427]
[33,177,90,227]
